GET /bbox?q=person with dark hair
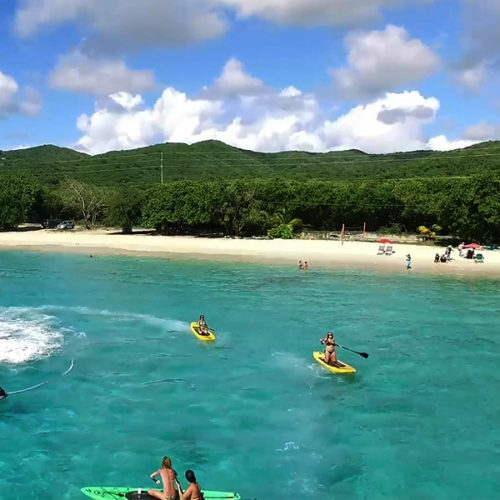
[148,456,178,500]
[176,469,203,500]
[0,386,7,400]
[320,332,338,366]
[434,253,440,263]
[198,315,210,336]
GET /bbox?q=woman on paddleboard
[320,332,338,366]
[148,456,178,500]
[198,315,210,336]
[176,469,204,500]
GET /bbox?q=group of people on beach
[434,245,454,263]
[149,456,203,500]
[298,260,309,270]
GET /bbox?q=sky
[0,0,499,155]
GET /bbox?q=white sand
[0,229,498,277]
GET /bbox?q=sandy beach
[0,228,498,277]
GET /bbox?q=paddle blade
[360,352,369,358]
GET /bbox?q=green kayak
[81,487,241,499]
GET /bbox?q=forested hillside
[0,140,499,242]
[1,140,500,186]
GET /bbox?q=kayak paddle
[335,344,369,359]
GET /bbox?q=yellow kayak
[313,351,356,374]
[190,321,216,341]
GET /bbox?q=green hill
[1,139,499,186]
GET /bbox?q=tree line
[0,174,498,243]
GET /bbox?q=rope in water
[5,359,75,396]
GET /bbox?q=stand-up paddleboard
[81,487,241,499]
[313,351,356,374]
[190,321,216,341]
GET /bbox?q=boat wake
[0,307,68,364]
[38,305,189,333]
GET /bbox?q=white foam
[39,305,188,332]
[0,307,64,364]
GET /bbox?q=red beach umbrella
[378,238,394,244]
[463,243,483,249]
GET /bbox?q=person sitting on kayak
[320,332,339,366]
[198,315,210,336]
[148,456,178,500]
[0,386,7,400]
[176,469,204,500]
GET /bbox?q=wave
[0,307,65,364]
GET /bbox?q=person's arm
[150,470,161,483]
[178,482,190,500]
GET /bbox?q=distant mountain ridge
[1,139,499,186]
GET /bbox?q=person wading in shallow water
[149,456,178,500]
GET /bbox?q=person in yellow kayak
[198,315,211,336]
[176,469,204,500]
[320,331,339,366]
[148,456,178,500]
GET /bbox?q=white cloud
[322,91,439,153]
[204,58,269,98]
[427,121,500,151]
[19,86,42,116]
[427,135,478,151]
[74,60,442,155]
[463,122,500,142]
[219,0,437,27]
[49,52,156,95]
[453,63,486,92]
[453,0,500,91]
[0,72,19,114]
[332,25,440,98]
[15,0,227,52]
[0,71,42,119]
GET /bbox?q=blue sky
[0,0,499,154]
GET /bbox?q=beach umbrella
[463,243,483,249]
[378,238,393,244]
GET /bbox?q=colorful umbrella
[378,238,394,244]
[463,243,483,249]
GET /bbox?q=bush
[267,223,294,239]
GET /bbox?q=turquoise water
[1,251,499,499]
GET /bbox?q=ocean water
[0,251,499,500]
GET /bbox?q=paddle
[335,344,369,359]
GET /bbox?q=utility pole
[160,152,164,184]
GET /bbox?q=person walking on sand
[149,456,178,500]
[406,254,412,270]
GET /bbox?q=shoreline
[0,229,498,278]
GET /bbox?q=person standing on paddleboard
[148,456,178,500]
[320,332,338,366]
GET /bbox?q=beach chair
[474,253,485,263]
[385,245,393,255]
[377,245,385,255]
